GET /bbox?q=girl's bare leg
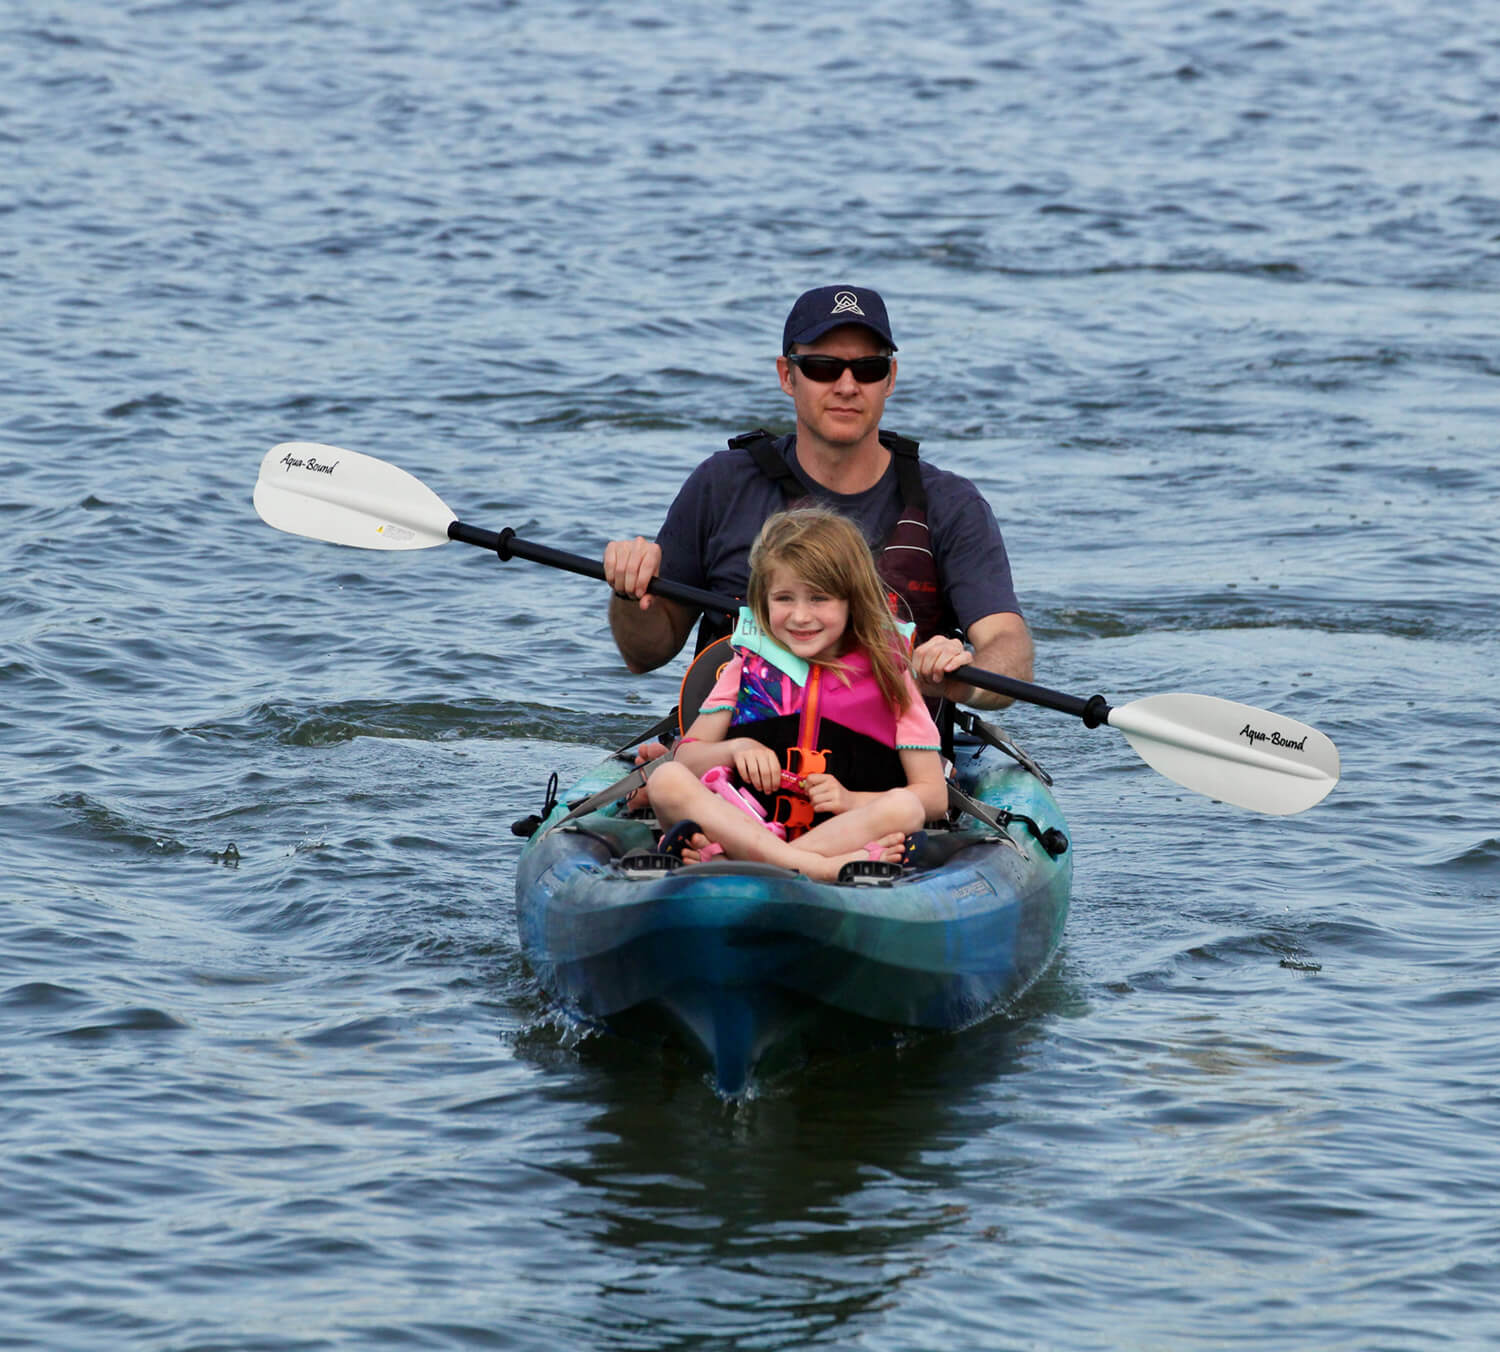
[793,787,926,856]
[647,763,906,882]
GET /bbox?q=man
[603,284,1033,710]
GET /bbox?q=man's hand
[624,738,671,811]
[913,614,1034,710]
[603,535,663,607]
[910,634,974,689]
[605,537,697,673]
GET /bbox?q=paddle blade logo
[1239,723,1309,753]
[276,448,340,476]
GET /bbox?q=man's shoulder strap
[731,427,926,510]
[879,430,927,511]
[728,428,800,503]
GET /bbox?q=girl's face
[764,565,850,665]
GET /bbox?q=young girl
[646,508,951,882]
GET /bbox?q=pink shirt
[703,650,941,752]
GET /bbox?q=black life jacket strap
[729,429,800,503]
[729,427,925,510]
[881,431,927,512]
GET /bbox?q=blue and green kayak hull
[515,753,1071,1094]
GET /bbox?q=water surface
[2,2,1498,1347]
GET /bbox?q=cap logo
[830,290,865,318]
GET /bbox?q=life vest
[693,429,952,651]
[697,615,917,837]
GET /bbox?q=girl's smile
[764,566,850,665]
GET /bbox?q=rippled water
[4,2,1498,1347]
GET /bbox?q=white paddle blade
[253,443,456,550]
[1109,692,1340,815]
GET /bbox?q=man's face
[777,325,897,451]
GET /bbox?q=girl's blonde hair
[746,508,912,713]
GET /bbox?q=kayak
[514,729,1072,1095]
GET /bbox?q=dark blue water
[4,2,1498,1347]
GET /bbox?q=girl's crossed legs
[647,761,922,883]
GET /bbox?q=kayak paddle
[254,442,1340,815]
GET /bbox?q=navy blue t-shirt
[654,434,1021,633]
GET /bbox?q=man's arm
[603,534,700,673]
[911,611,1034,710]
[608,592,699,674]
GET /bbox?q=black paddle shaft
[449,522,736,617]
[454,522,1111,726]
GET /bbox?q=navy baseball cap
[782,285,897,353]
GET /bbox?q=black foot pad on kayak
[618,851,684,879]
[837,858,903,886]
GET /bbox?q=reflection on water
[517,1009,1049,1342]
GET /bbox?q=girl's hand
[802,772,851,816]
[732,741,783,794]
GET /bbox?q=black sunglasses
[785,353,892,383]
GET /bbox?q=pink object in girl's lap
[700,765,788,840]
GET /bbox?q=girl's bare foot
[678,831,718,864]
[794,832,906,882]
